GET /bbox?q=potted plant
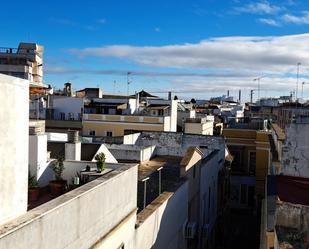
[28,172,40,201]
[49,157,67,197]
[95,152,106,172]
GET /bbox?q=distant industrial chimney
[238,90,241,103]
[227,90,230,97]
[168,91,172,100]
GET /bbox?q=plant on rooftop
[51,157,65,181]
[95,152,106,172]
[28,171,40,201]
[28,172,38,188]
[49,157,67,197]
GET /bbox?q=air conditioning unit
[201,224,210,238]
[183,221,197,239]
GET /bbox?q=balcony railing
[83,113,164,124]
[0,47,41,57]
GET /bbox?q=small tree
[95,152,106,172]
[51,157,65,181]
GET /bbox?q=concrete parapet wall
[0,164,138,249]
[106,144,156,162]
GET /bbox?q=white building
[0,74,29,225]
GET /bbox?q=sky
[2,0,309,101]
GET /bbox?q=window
[249,151,256,175]
[106,131,113,137]
[89,130,96,136]
[158,109,164,116]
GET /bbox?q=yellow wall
[223,128,271,197]
[83,121,164,136]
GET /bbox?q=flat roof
[138,156,182,181]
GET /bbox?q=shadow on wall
[37,160,56,187]
[135,181,188,249]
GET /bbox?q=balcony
[83,113,165,124]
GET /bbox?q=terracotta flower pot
[49,180,67,197]
[28,188,40,202]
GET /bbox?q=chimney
[227,90,230,97]
[65,131,81,160]
[238,90,241,103]
[168,91,172,100]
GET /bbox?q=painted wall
[170,100,178,132]
[29,134,54,186]
[185,121,214,135]
[52,96,84,120]
[83,121,164,136]
[0,164,138,249]
[123,133,141,145]
[0,74,29,225]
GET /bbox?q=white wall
[65,142,81,160]
[170,100,178,132]
[47,132,68,142]
[29,134,53,186]
[106,144,156,162]
[135,182,188,249]
[0,74,29,225]
[0,164,138,249]
[199,151,223,246]
[123,133,141,145]
[62,161,97,182]
[93,144,118,163]
[52,96,84,120]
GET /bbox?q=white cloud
[62,34,309,97]
[234,1,282,15]
[282,11,309,25]
[258,18,281,26]
[69,34,309,73]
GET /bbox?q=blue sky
[2,0,309,100]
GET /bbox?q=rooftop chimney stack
[227,90,230,97]
[65,131,81,160]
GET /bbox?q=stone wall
[281,123,309,177]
